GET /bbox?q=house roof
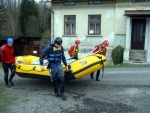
[125,10,150,16]
[0,36,19,40]
[0,36,41,41]
[52,0,90,3]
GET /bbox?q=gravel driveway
[1,67,150,113]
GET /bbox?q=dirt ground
[1,67,150,113]
[0,71,134,113]
[1,71,104,113]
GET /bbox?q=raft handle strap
[97,55,105,78]
[101,62,104,78]
[16,65,48,72]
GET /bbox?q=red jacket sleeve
[93,44,107,56]
[68,46,75,56]
[93,44,100,53]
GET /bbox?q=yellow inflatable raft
[15,54,106,81]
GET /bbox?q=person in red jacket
[1,38,18,88]
[90,40,109,81]
[68,40,81,60]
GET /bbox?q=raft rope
[16,54,106,77]
[101,60,104,78]
[17,65,48,72]
[97,55,105,78]
[72,58,106,75]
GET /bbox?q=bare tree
[1,0,21,36]
[1,0,50,37]
[26,15,40,37]
[0,0,5,6]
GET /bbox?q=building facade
[50,0,150,64]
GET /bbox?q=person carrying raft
[90,40,109,81]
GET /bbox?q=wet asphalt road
[0,67,150,113]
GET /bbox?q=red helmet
[103,40,109,46]
[75,40,80,44]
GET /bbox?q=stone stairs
[129,50,146,62]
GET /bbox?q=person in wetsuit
[40,37,69,100]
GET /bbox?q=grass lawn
[105,63,150,68]
[0,82,16,113]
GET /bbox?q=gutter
[44,3,54,41]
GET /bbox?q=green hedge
[111,45,124,65]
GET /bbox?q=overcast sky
[35,0,50,2]
[35,0,41,2]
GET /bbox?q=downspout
[44,4,54,41]
[50,10,54,40]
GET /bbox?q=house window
[89,0,102,4]
[132,0,147,3]
[88,15,101,35]
[64,0,75,5]
[64,15,76,35]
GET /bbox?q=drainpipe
[44,3,54,41]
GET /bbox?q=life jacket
[94,44,106,56]
[47,46,62,61]
[71,46,79,57]
[98,45,105,54]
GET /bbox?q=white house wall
[146,19,150,62]
[114,1,150,62]
[51,5,115,51]
[51,0,150,64]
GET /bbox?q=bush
[111,45,124,65]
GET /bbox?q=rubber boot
[96,70,100,81]
[55,92,60,98]
[61,93,67,100]
[9,80,14,87]
[60,77,66,100]
[6,85,10,88]
[4,76,10,88]
[90,73,94,79]
[96,77,100,81]
[53,80,60,97]
[9,66,15,87]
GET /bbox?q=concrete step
[129,50,146,61]
[129,56,146,61]
[123,60,150,65]
[129,50,146,54]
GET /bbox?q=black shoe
[55,92,60,97]
[9,81,14,87]
[6,85,10,88]
[61,93,67,100]
[96,78,100,81]
[90,75,94,79]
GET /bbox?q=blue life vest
[47,46,62,61]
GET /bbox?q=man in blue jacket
[40,37,69,100]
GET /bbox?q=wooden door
[131,19,146,50]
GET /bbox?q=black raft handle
[33,66,36,70]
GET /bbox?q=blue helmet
[7,38,14,43]
[51,39,55,44]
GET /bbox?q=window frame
[88,15,101,35]
[132,0,147,3]
[64,15,76,35]
[63,0,76,5]
[88,0,102,4]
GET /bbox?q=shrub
[111,45,124,65]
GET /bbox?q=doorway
[131,19,146,50]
